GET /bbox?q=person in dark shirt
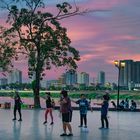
[111,101,117,109]
[124,98,129,109]
[130,100,137,111]
[12,91,22,121]
[105,90,110,101]
[119,100,125,110]
[43,92,54,125]
[72,94,90,128]
[94,95,109,129]
[59,90,73,137]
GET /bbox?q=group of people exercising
[12,90,110,136]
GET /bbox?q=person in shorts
[43,92,54,125]
[59,90,73,136]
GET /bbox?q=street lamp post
[114,60,125,109]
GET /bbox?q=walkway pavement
[0,109,140,140]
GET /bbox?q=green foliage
[0,0,80,108]
[1,90,140,100]
[0,26,16,71]
[3,0,80,80]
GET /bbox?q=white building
[46,80,60,88]
[40,80,47,88]
[77,72,89,86]
[8,69,22,84]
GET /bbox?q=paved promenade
[0,109,140,140]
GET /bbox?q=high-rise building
[8,69,22,84]
[58,73,66,86]
[133,61,140,84]
[119,60,140,87]
[0,78,8,86]
[119,60,133,86]
[77,72,89,86]
[65,69,77,86]
[97,71,105,86]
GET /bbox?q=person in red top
[43,92,54,125]
[59,90,73,136]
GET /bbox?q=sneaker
[78,125,83,127]
[18,119,22,121]
[84,126,87,128]
[67,133,73,136]
[43,121,47,124]
[60,133,67,136]
[50,122,54,125]
[99,127,104,129]
[12,118,16,121]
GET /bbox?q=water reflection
[100,129,109,140]
[13,121,21,140]
[80,127,88,140]
[44,125,54,139]
[31,110,42,140]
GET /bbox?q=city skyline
[0,0,140,83]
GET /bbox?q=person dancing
[12,91,22,121]
[43,92,54,125]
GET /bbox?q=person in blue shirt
[94,94,109,129]
[73,94,91,128]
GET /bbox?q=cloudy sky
[1,0,140,83]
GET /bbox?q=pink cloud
[78,0,129,10]
[112,35,140,41]
[1,0,140,83]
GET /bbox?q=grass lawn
[0,90,140,100]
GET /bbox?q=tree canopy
[2,0,80,79]
[0,0,81,108]
[0,26,17,71]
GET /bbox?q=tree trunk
[33,69,41,108]
[33,50,41,108]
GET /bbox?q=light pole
[114,60,125,109]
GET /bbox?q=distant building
[65,69,77,86]
[119,60,140,88]
[46,80,60,88]
[40,80,47,88]
[8,69,22,84]
[0,78,8,86]
[77,72,89,86]
[133,61,140,85]
[58,73,66,86]
[97,71,105,86]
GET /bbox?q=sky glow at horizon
[0,0,140,83]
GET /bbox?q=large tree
[0,26,16,71]
[1,0,81,108]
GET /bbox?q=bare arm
[71,99,77,103]
[60,98,67,104]
[93,102,103,106]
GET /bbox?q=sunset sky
[1,0,140,83]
